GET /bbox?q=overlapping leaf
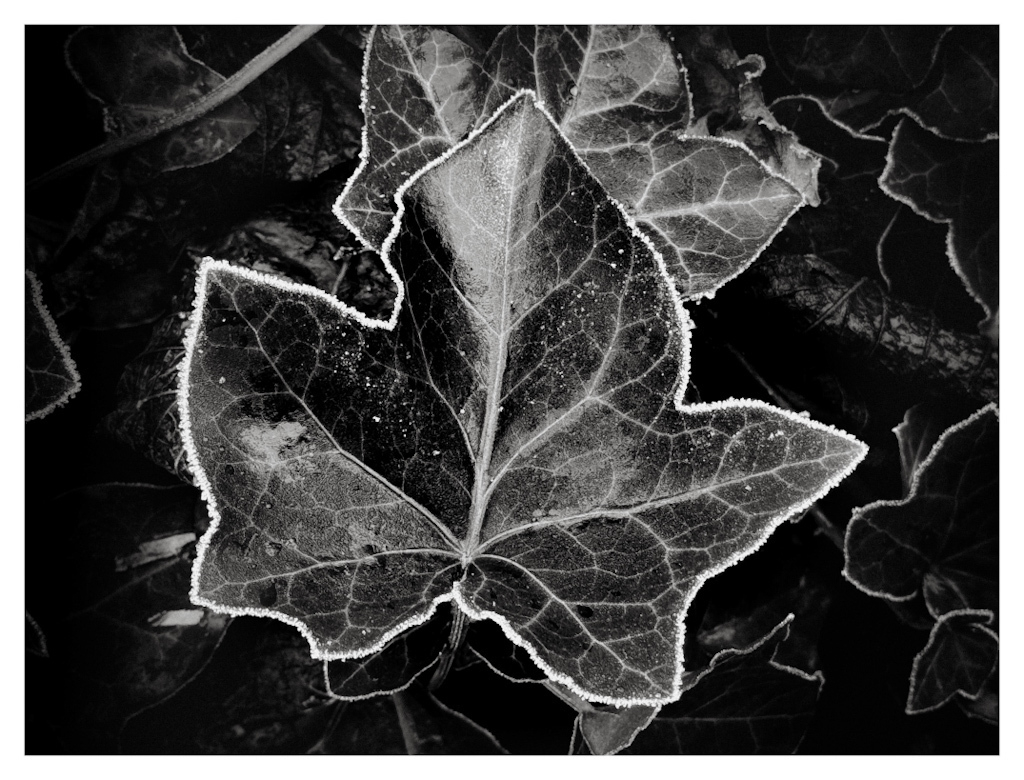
[571,616,822,754]
[622,616,822,754]
[479,25,805,300]
[880,118,998,331]
[25,269,81,421]
[768,26,996,142]
[672,25,822,206]
[338,25,804,301]
[844,404,997,618]
[66,26,258,172]
[906,609,998,716]
[336,25,487,248]
[182,91,865,705]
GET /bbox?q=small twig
[807,505,844,550]
[28,25,324,191]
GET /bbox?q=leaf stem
[428,608,469,692]
[27,24,325,191]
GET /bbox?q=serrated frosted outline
[25,269,82,422]
[182,90,868,707]
[842,402,998,601]
[332,24,388,252]
[877,118,996,319]
[668,129,806,302]
[905,607,999,716]
[584,614,824,754]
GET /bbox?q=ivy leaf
[622,615,823,754]
[672,25,822,206]
[570,616,822,754]
[844,404,997,618]
[481,25,803,300]
[324,605,448,699]
[907,609,999,716]
[65,26,258,172]
[894,404,953,495]
[181,92,866,705]
[766,26,948,138]
[880,118,998,333]
[25,270,81,421]
[768,26,996,142]
[29,484,229,749]
[336,25,487,248]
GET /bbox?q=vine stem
[27,25,325,191]
[427,609,469,692]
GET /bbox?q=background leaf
[483,25,803,300]
[907,609,998,715]
[767,26,996,142]
[620,616,823,754]
[880,118,998,332]
[673,25,822,206]
[26,484,229,751]
[26,269,81,420]
[844,404,997,617]
[325,605,449,699]
[65,26,258,172]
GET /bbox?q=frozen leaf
[905,26,998,142]
[893,404,952,495]
[907,609,998,716]
[844,404,997,618]
[673,26,822,206]
[572,697,658,756]
[482,25,803,300]
[768,26,996,142]
[31,484,229,747]
[336,25,487,248]
[958,672,998,725]
[622,616,823,754]
[181,92,866,705]
[25,270,81,421]
[102,181,393,482]
[325,606,448,699]
[767,26,948,138]
[767,97,897,277]
[880,119,998,329]
[65,26,258,171]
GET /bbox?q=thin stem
[428,608,469,691]
[28,25,324,191]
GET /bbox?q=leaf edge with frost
[26,269,82,422]
[906,608,999,716]
[877,118,997,323]
[180,89,868,708]
[842,402,998,602]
